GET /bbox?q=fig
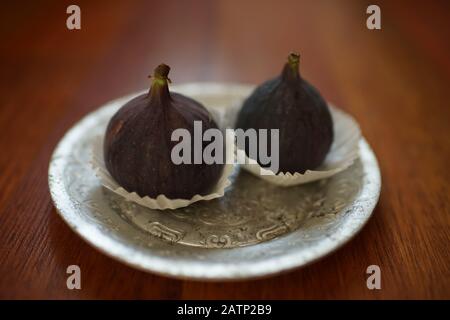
[236,52,333,174]
[104,64,224,199]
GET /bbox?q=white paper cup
[238,105,361,186]
[90,130,235,210]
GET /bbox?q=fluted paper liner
[238,106,361,186]
[91,130,235,210]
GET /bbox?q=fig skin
[104,64,224,199]
[236,53,333,174]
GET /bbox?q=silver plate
[48,83,381,280]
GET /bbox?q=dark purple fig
[104,64,223,199]
[236,52,333,174]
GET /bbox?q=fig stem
[149,63,171,86]
[148,63,171,100]
[288,52,300,73]
[281,52,300,82]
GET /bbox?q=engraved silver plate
[48,83,381,280]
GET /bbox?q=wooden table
[1,0,449,299]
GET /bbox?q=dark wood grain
[0,0,449,299]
